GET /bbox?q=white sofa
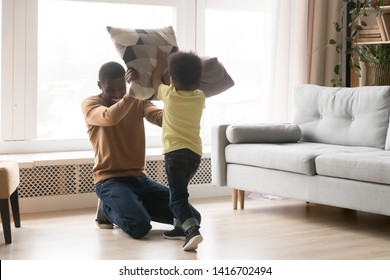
[212,84,390,216]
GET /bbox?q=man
[81,61,201,239]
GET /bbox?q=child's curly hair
[168,51,202,91]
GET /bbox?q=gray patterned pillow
[107,25,178,100]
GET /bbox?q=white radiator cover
[18,157,228,213]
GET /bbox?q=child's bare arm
[152,49,169,92]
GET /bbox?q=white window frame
[1,0,196,153]
[1,0,272,154]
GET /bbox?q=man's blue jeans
[164,148,201,232]
[95,175,201,239]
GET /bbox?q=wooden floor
[2,195,390,260]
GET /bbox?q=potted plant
[330,0,386,86]
[357,43,390,85]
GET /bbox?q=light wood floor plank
[1,195,390,260]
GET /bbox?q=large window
[1,0,286,153]
[37,0,175,141]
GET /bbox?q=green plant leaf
[355,25,363,31]
[335,22,342,32]
[354,68,362,77]
[334,64,340,75]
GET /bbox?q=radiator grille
[19,158,211,198]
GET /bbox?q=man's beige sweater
[81,93,162,183]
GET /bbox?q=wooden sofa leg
[232,189,246,209]
[239,190,245,209]
[232,189,238,209]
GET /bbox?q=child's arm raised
[152,49,169,92]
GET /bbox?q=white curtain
[266,0,309,122]
[201,0,310,142]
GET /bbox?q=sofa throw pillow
[226,124,302,144]
[107,25,179,100]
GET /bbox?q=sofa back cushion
[293,84,390,149]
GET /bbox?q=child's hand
[157,49,169,68]
[152,50,169,91]
[125,67,139,83]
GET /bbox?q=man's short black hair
[168,51,202,90]
[98,61,125,83]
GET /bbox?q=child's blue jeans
[164,148,201,232]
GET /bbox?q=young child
[152,50,205,251]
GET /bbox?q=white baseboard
[188,184,230,198]
[19,184,230,214]
[20,193,98,214]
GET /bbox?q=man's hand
[125,67,139,84]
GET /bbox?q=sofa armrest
[211,124,230,187]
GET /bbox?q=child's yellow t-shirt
[157,84,205,156]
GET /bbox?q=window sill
[1,146,211,169]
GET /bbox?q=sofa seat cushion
[316,151,390,185]
[225,142,381,176]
